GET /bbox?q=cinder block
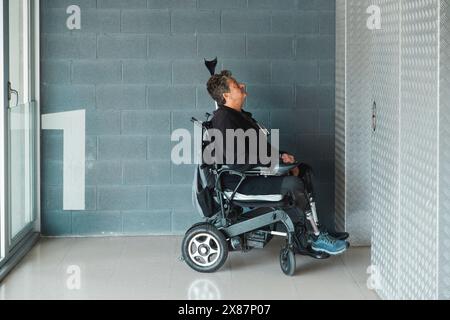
[319,108,335,134]
[86,111,121,135]
[171,10,220,34]
[98,34,147,59]
[296,35,335,60]
[86,160,123,185]
[317,85,334,109]
[315,159,335,183]
[147,185,192,210]
[248,0,296,9]
[97,186,147,210]
[246,85,294,109]
[172,110,208,133]
[42,34,96,59]
[98,0,146,9]
[270,109,319,134]
[172,164,196,185]
[298,0,334,11]
[173,60,212,85]
[121,111,171,135]
[42,9,121,33]
[222,60,271,84]
[72,211,123,235]
[296,86,319,108]
[41,132,63,160]
[123,60,171,85]
[43,186,63,211]
[317,134,335,160]
[41,60,71,84]
[222,10,271,34]
[85,186,97,210]
[43,0,96,9]
[41,84,95,112]
[148,0,196,9]
[96,85,146,110]
[247,35,294,59]
[172,210,202,234]
[319,11,335,35]
[295,134,321,159]
[86,135,97,160]
[72,60,122,84]
[122,210,171,234]
[319,60,335,85]
[121,10,170,33]
[43,161,63,186]
[272,60,318,85]
[197,87,217,110]
[198,34,246,59]
[98,135,147,160]
[147,86,196,109]
[148,35,197,59]
[198,0,247,9]
[272,11,319,34]
[41,211,72,236]
[123,161,171,185]
[148,135,172,161]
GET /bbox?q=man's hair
[206,70,234,105]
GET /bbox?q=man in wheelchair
[182,64,349,276]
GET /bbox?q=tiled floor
[0,236,379,300]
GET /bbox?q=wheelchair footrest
[295,245,330,260]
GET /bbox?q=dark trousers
[222,163,315,223]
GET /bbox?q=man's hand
[281,153,300,176]
[281,153,295,164]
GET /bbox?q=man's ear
[222,92,229,102]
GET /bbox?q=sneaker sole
[311,246,347,256]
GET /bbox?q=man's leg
[290,163,350,241]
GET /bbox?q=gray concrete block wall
[40,0,336,236]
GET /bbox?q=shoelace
[320,233,337,245]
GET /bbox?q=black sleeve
[213,115,261,172]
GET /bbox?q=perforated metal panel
[399,0,440,300]
[371,0,401,300]
[439,0,450,300]
[335,0,346,233]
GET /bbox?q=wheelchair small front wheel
[182,224,228,273]
[280,248,296,276]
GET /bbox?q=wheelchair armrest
[244,162,300,176]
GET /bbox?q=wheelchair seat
[223,190,293,209]
[223,190,284,202]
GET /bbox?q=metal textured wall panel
[338,0,373,246]
[439,0,450,300]
[399,0,439,300]
[335,0,346,233]
[371,0,401,300]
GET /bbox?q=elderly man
[206,70,348,256]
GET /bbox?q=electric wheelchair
[181,113,337,276]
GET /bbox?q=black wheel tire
[182,224,228,273]
[280,248,296,276]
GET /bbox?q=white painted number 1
[41,110,86,211]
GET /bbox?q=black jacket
[210,105,281,172]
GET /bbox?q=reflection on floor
[0,236,379,300]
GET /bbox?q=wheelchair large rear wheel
[280,247,296,276]
[182,224,228,273]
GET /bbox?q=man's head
[207,70,247,110]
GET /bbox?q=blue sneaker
[311,233,348,256]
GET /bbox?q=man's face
[223,78,247,108]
